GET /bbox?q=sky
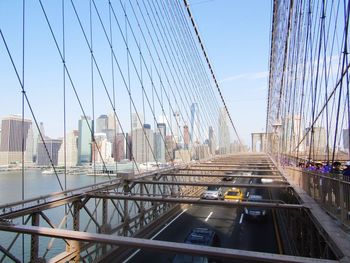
[189,0,272,145]
[0,0,272,147]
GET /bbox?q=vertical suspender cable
[61,0,69,232]
[109,2,118,176]
[21,0,25,261]
[90,0,96,183]
[332,1,350,163]
[62,0,67,195]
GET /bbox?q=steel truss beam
[190,164,274,168]
[0,244,20,263]
[0,223,337,263]
[161,172,282,178]
[88,193,305,209]
[132,180,289,188]
[179,168,278,172]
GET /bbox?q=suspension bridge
[0,0,350,262]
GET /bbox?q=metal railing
[283,166,350,227]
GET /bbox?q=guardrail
[283,166,350,227]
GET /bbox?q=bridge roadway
[0,154,347,262]
[126,174,279,263]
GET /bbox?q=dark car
[244,195,268,221]
[173,228,221,263]
[222,171,234,181]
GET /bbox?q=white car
[201,186,223,200]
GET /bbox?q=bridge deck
[0,154,349,262]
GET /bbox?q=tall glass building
[155,123,166,163]
[218,108,230,153]
[190,103,200,145]
[78,116,92,165]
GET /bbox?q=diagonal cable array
[0,0,234,199]
[267,0,350,164]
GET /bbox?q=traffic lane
[127,173,278,263]
[232,205,278,254]
[231,175,278,255]
[127,204,240,263]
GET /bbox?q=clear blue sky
[189,0,272,145]
[0,0,272,147]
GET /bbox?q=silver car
[201,186,223,200]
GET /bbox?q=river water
[0,169,115,262]
[0,169,112,205]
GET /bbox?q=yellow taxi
[224,187,243,202]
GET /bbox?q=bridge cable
[182,0,242,146]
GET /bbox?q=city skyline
[0,1,271,146]
[0,106,250,167]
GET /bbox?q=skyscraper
[108,112,119,132]
[113,133,126,162]
[33,122,46,162]
[25,124,34,163]
[173,111,181,144]
[155,123,166,163]
[208,126,216,155]
[218,108,230,153]
[105,112,119,143]
[183,124,190,149]
[132,124,154,163]
[78,116,92,165]
[165,135,176,162]
[125,133,132,161]
[0,115,32,165]
[96,115,108,133]
[92,133,113,164]
[37,138,62,166]
[190,103,200,144]
[132,112,144,130]
[58,130,79,167]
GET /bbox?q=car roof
[206,186,220,191]
[185,228,215,245]
[248,195,263,200]
[228,187,240,191]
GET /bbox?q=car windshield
[207,186,219,191]
[227,191,239,196]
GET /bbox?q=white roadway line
[205,211,213,222]
[249,180,253,184]
[122,208,188,263]
[239,213,244,224]
[232,179,236,184]
[246,191,250,197]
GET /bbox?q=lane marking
[239,213,244,224]
[123,208,188,263]
[246,191,250,197]
[232,179,236,184]
[205,211,213,222]
[249,180,253,184]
